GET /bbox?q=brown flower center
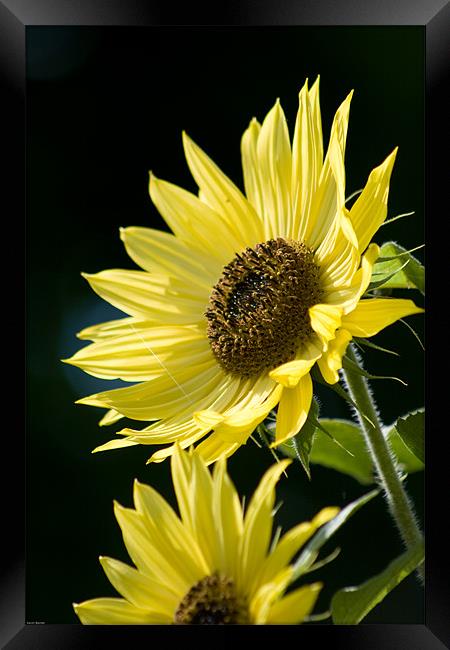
[206,238,323,377]
[174,573,249,625]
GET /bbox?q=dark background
[27,26,424,624]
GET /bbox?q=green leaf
[386,428,424,473]
[292,488,379,580]
[284,417,425,485]
[309,419,374,485]
[367,258,411,292]
[370,241,425,294]
[331,541,424,624]
[390,409,424,464]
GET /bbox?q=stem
[342,344,424,582]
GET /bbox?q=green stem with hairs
[342,344,424,582]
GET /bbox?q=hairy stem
[342,344,424,582]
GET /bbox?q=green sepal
[369,241,425,294]
[331,541,424,624]
[353,337,399,357]
[342,354,407,386]
[292,488,379,580]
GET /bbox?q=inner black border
[3,0,449,647]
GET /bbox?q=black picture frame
[3,0,448,647]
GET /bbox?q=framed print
[2,1,448,647]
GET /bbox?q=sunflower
[74,447,338,624]
[65,77,422,464]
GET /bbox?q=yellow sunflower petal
[148,429,209,463]
[241,117,266,229]
[113,502,190,594]
[239,460,291,593]
[266,582,322,624]
[342,298,424,338]
[92,438,138,453]
[349,148,398,253]
[253,507,339,593]
[171,443,194,528]
[120,226,214,290]
[194,380,283,444]
[309,303,342,345]
[99,556,178,614]
[250,566,293,624]
[81,269,204,323]
[182,132,263,247]
[77,364,222,421]
[98,409,123,427]
[133,479,211,577]
[325,242,379,314]
[188,452,221,567]
[64,326,212,382]
[306,91,353,249]
[269,339,323,388]
[316,211,359,293]
[194,431,242,465]
[317,328,353,384]
[77,316,149,342]
[149,173,251,267]
[74,597,168,624]
[256,99,292,238]
[212,458,244,576]
[273,374,313,446]
[292,78,323,242]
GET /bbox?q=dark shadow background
[26,26,424,624]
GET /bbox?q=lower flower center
[174,573,249,625]
[206,238,323,377]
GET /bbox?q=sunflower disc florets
[206,238,323,377]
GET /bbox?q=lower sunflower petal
[252,507,339,595]
[99,556,179,614]
[266,582,322,624]
[250,567,293,624]
[113,504,191,594]
[239,460,291,594]
[341,298,423,338]
[73,597,171,624]
[273,374,313,446]
[212,459,244,576]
